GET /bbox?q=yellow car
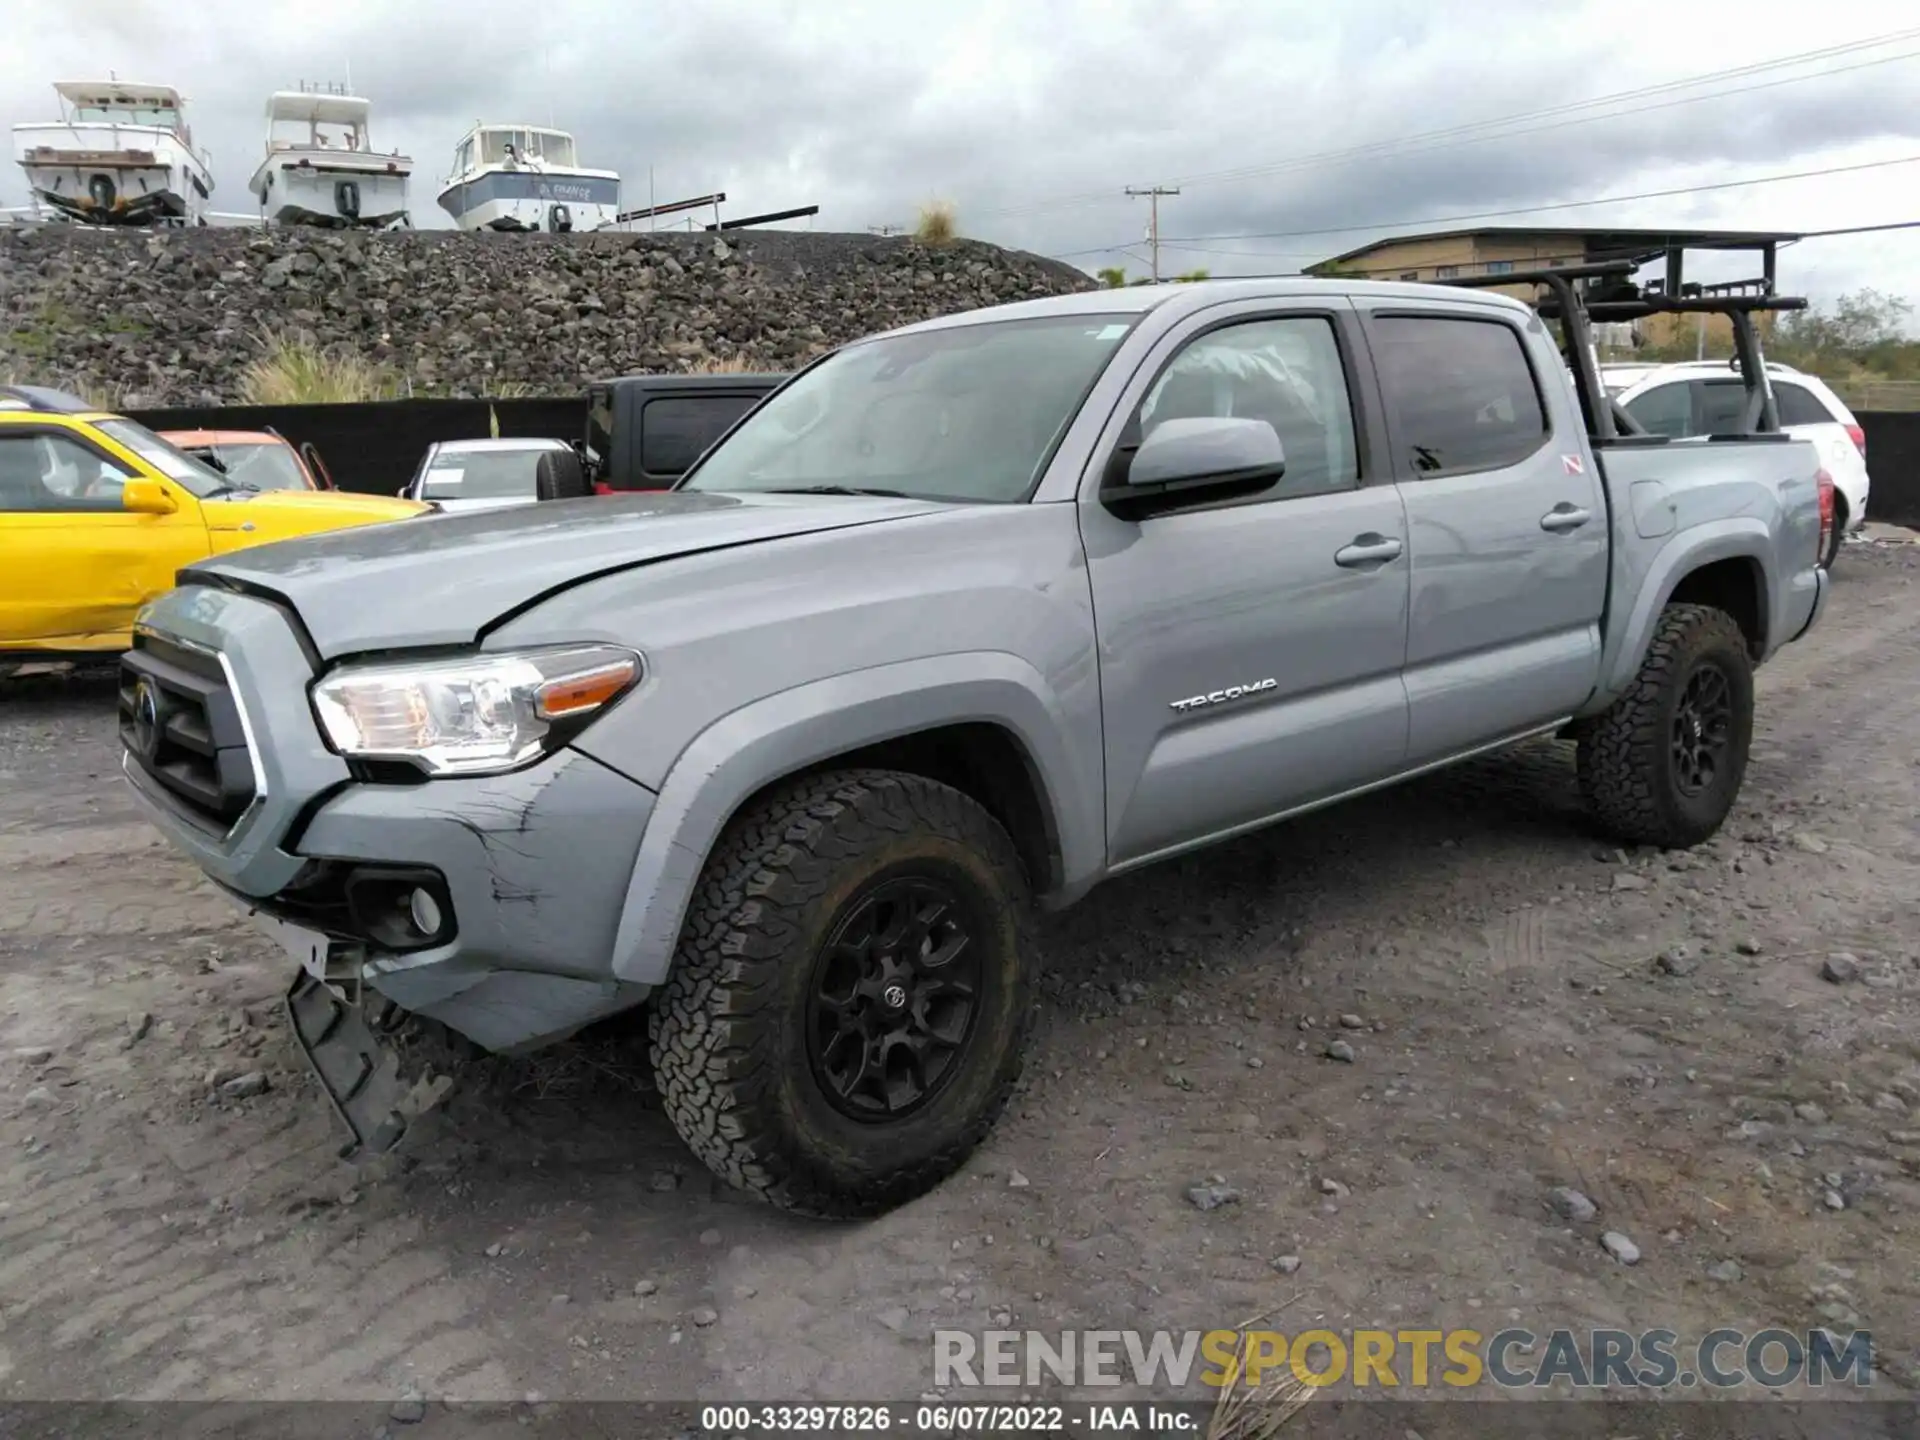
[1,385,429,661]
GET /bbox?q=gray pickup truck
[120,264,1829,1217]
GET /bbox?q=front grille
[119,636,257,832]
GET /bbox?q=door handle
[1334,534,1404,568]
[1540,504,1592,533]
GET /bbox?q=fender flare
[1596,519,1773,701]
[606,652,1100,985]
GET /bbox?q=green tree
[1096,266,1130,288]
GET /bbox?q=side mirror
[1103,416,1285,520]
[121,478,178,515]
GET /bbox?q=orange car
[158,428,336,493]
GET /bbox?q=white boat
[12,80,213,226]
[249,86,413,229]
[436,123,619,233]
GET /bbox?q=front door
[1078,301,1412,870]
[0,428,206,651]
[1354,301,1610,763]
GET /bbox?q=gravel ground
[2,536,1917,1425]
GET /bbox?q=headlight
[311,644,641,776]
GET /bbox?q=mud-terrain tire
[649,768,1036,1218]
[1578,603,1754,848]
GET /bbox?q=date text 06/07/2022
[697,1402,1195,1434]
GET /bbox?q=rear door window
[1695,380,1749,435]
[1621,381,1692,438]
[1368,315,1549,476]
[639,394,762,480]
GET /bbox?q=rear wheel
[1823,493,1848,570]
[649,769,1036,1218]
[1578,603,1754,848]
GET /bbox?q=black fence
[1860,411,1920,528]
[125,398,1919,523]
[127,398,590,496]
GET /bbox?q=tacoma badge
[1170,678,1279,713]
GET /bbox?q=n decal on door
[1170,678,1279,712]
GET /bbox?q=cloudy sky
[5,0,1919,311]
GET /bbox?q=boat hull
[437,168,620,232]
[14,122,211,226]
[252,155,413,229]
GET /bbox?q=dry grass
[238,328,401,405]
[686,354,769,374]
[1201,1302,1316,1440]
[915,199,959,246]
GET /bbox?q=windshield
[190,441,310,491]
[679,314,1138,503]
[93,418,234,498]
[419,448,549,500]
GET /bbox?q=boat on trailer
[12,80,213,226]
[249,85,413,229]
[437,123,620,233]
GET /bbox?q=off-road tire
[649,769,1036,1218]
[1578,603,1754,848]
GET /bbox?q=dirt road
[3,538,1917,1420]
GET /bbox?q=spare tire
[535,449,589,502]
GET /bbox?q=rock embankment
[0,226,1094,405]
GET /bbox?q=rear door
[1354,300,1610,763]
[1078,299,1412,868]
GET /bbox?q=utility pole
[1126,186,1179,282]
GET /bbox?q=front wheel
[649,769,1036,1218]
[1578,603,1754,848]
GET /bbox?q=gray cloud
[4,0,1918,305]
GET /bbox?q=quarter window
[1369,315,1549,475]
[1774,381,1835,428]
[0,433,134,513]
[1137,316,1361,500]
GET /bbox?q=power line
[979,27,1920,223]
[1162,153,1920,245]
[1048,153,1920,263]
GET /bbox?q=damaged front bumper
[120,587,661,1156]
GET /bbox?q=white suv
[1615,361,1869,567]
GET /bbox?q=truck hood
[182,490,952,659]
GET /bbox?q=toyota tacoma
[120,264,1829,1216]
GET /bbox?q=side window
[1370,315,1549,475]
[639,394,762,479]
[1136,316,1360,500]
[1622,381,1693,438]
[1774,382,1835,428]
[1696,380,1748,434]
[0,433,133,513]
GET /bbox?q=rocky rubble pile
[0,226,1094,405]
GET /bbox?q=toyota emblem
[131,679,163,760]
[882,983,909,1010]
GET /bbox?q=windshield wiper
[764,484,911,498]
